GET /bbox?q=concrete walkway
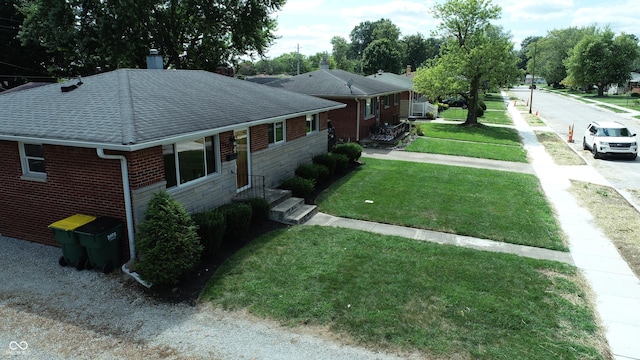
[307,101,640,360]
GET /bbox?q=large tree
[18,0,285,76]
[530,26,596,87]
[330,36,355,72]
[564,28,640,96]
[362,39,403,74]
[349,18,404,74]
[402,33,441,73]
[0,0,53,90]
[417,0,519,125]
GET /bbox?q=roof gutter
[0,104,347,152]
[95,148,150,288]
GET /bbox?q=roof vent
[146,49,164,69]
[61,76,83,92]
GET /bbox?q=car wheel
[630,153,637,160]
[583,137,589,150]
[592,145,600,159]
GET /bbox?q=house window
[394,93,400,105]
[384,95,391,108]
[365,98,378,118]
[306,114,318,133]
[268,121,285,144]
[19,143,46,179]
[163,135,219,188]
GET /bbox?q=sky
[263,0,640,58]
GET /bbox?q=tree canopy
[414,0,519,125]
[564,28,640,96]
[16,0,285,77]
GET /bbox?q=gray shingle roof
[262,69,407,98]
[366,71,414,90]
[0,69,344,149]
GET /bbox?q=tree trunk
[464,77,481,126]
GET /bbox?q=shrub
[217,202,252,246]
[631,92,640,98]
[478,100,487,111]
[332,142,362,162]
[476,105,485,117]
[415,123,425,136]
[245,197,270,224]
[425,112,436,120]
[313,153,337,175]
[135,191,203,287]
[192,209,225,260]
[280,176,315,198]
[332,153,349,173]
[295,163,330,183]
[438,103,449,112]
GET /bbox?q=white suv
[583,121,637,159]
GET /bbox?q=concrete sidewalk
[307,102,640,359]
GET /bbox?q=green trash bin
[75,216,123,274]
[49,214,97,270]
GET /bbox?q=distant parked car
[442,97,467,108]
[583,121,638,159]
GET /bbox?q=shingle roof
[366,71,414,90]
[262,69,407,98]
[0,69,344,150]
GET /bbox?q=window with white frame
[306,114,318,133]
[268,121,285,144]
[163,135,219,188]
[19,143,46,178]
[394,93,400,105]
[365,98,378,118]
[384,95,391,108]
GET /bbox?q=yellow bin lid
[48,214,97,231]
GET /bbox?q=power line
[0,60,51,76]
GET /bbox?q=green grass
[317,158,566,251]
[406,137,528,162]
[416,122,522,146]
[437,107,514,125]
[201,226,605,359]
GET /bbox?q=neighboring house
[253,67,409,143]
[367,70,438,119]
[0,64,345,266]
[607,72,640,95]
[524,74,546,85]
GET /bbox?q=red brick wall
[0,142,127,250]
[327,99,360,142]
[287,115,306,141]
[127,146,164,189]
[251,124,269,152]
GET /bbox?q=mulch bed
[144,162,360,306]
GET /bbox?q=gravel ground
[1,236,413,360]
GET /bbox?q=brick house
[254,68,410,143]
[0,68,344,268]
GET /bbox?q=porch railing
[234,174,266,200]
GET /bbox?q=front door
[234,129,250,191]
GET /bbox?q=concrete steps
[268,195,318,225]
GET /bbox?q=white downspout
[96,148,151,287]
[355,98,361,142]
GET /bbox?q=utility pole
[529,42,537,114]
[296,43,300,75]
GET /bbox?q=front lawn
[415,122,523,146]
[317,158,566,251]
[201,226,607,359]
[406,137,528,162]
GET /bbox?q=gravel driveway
[1,236,411,360]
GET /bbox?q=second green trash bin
[75,216,123,274]
[49,214,97,270]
